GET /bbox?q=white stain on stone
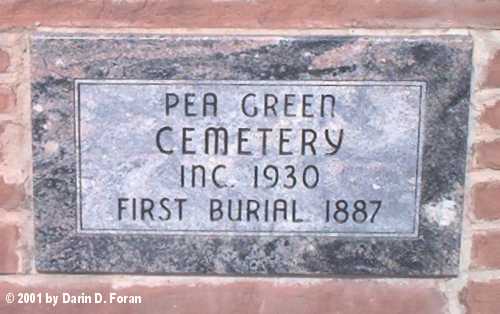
[55,58,64,67]
[424,198,457,226]
[33,104,43,112]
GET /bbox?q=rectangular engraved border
[74,79,426,237]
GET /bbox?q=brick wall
[1,1,500,314]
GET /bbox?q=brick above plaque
[32,34,472,276]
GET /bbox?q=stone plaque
[32,34,472,276]
[76,80,423,235]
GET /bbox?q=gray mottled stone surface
[31,34,472,276]
[78,81,422,235]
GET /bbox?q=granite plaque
[32,34,472,276]
[76,80,423,235]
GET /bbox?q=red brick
[471,231,500,270]
[0,224,19,273]
[0,49,9,72]
[472,181,500,221]
[0,176,24,211]
[122,281,447,314]
[461,280,500,314]
[475,140,500,170]
[0,280,448,314]
[0,86,16,113]
[483,51,500,89]
[480,100,500,129]
[0,0,499,29]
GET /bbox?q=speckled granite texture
[31,34,472,276]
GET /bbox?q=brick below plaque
[31,34,472,276]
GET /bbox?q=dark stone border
[31,34,472,276]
